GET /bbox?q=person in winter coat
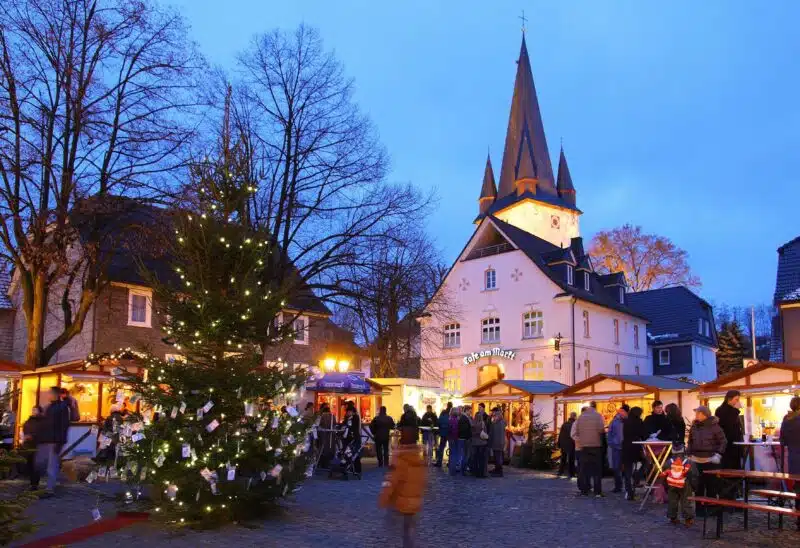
[643,400,672,441]
[687,405,727,516]
[470,407,489,478]
[36,387,70,494]
[435,402,453,467]
[22,406,44,490]
[622,406,647,501]
[379,425,428,548]
[489,407,507,477]
[714,390,743,471]
[371,406,396,467]
[779,396,800,521]
[557,412,577,478]
[661,455,694,526]
[317,404,337,469]
[458,407,473,476]
[607,404,628,493]
[665,403,686,446]
[420,404,438,457]
[448,407,462,476]
[572,402,605,497]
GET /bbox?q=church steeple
[556,145,576,208]
[478,153,497,215]
[497,35,556,199]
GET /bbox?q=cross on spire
[519,10,528,35]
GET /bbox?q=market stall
[693,361,800,472]
[367,377,454,419]
[16,356,143,456]
[305,371,385,424]
[554,374,699,434]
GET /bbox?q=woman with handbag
[471,406,489,478]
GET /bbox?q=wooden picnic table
[703,468,800,529]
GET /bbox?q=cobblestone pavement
[14,459,800,547]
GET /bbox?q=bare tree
[589,224,700,292]
[212,26,431,346]
[0,0,202,366]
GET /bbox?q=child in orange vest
[379,426,427,547]
[661,455,694,526]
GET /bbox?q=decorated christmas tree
[94,94,313,526]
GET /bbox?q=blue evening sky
[168,0,800,308]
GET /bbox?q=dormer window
[485,268,497,290]
[566,265,574,286]
[583,272,590,292]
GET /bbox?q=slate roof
[502,379,568,395]
[625,287,717,347]
[489,216,649,321]
[0,267,12,309]
[605,375,698,391]
[774,236,800,303]
[479,154,497,200]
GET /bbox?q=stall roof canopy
[691,361,800,393]
[464,379,567,398]
[556,374,698,397]
[305,372,384,395]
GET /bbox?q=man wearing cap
[687,405,727,516]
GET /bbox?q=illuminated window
[477,364,502,385]
[523,310,544,339]
[444,369,461,393]
[523,361,544,381]
[659,349,671,366]
[613,319,620,345]
[485,269,497,290]
[481,317,500,344]
[128,288,152,327]
[443,323,461,348]
[582,310,590,338]
[567,265,574,286]
[634,325,640,349]
[293,317,308,345]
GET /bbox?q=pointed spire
[497,35,556,199]
[556,145,576,207]
[478,153,497,215]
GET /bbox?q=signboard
[463,347,516,366]
[305,371,371,394]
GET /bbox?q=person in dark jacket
[779,396,800,520]
[643,400,672,441]
[448,408,462,476]
[420,404,437,459]
[607,404,629,493]
[688,405,727,515]
[341,402,362,476]
[458,407,472,476]
[36,387,70,494]
[622,406,647,501]
[317,404,337,469]
[435,402,453,467]
[22,405,44,490]
[371,406,396,467]
[714,390,743,470]
[665,403,686,446]
[489,407,507,477]
[557,412,577,478]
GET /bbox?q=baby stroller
[328,428,362,480]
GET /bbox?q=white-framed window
[698,318,703,335]
[443,323,461,348]
[583,272,590,291]
[567,265,574,286]
[619,286,625,304]
[613,319,620,344]
[553,355,562,370]
[704,319,711,337]
[634,325,640,349]
[584,359,591,380]
[523,361,544,381]
[635,365,640,375]
[293,317,308,345]
[165,353,186,363]
[659,349,671,366]
[582,310,590,338]
[444,368,461,393]
[481,317,501,344]
[128,288,152,328]
[484,269,497,290]
[614,363,621,375]
[522,310,544,339]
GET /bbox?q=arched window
[484,269,497,290]
[444,369,461,393]
[582,310,590,338]
[481,317,500,344]
[614,363,621,375]
[523,310,544,339]
[584,359,591,380]
[523,361,544,381]
[477,364,503,386]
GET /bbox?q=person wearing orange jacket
[379,426,428,548]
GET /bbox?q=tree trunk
[24,272,48,368]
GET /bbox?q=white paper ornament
[197,408,204,420]
[131,432,145,443]
[179,401,187,413]
[182,444,191,458]
[155,454,165,468]
[286,406,298,418]
[200,468,214,481]
[260,471,267,481]
[140,467,148,480]
[270,464,282,478]
[271,416,279,429]
[167,484,178,500]
[244,401,255,417]
[170,406,178,419]
[206,419,219,432]
[203,401,214,413]
[275,448,283,457]
[91,508,102,521]
[227,468,236,481]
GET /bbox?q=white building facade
[419,36,651,397]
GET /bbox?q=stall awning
[305,372,384,395]
[463,378,568,401]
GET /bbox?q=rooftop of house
[774,235,800,304]
[626,286,717,347]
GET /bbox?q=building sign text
[463,347,516,366]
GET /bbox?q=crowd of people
[554,390,800,526]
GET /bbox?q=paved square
[18,460,800,547]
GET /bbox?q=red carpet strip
[20,512,149,547]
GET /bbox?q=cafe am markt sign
[463,347,517,366]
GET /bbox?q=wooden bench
[750,489,800,529]
[689,496,800,538]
